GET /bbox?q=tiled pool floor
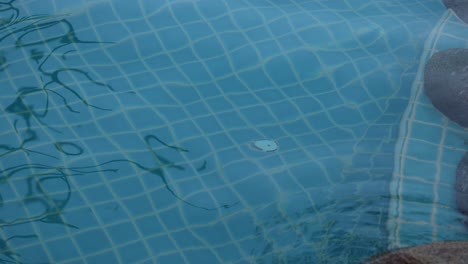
[0,0,454,263]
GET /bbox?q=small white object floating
[251,139,278,152]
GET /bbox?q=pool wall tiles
[388,10,468,249]
[0,0,447,263]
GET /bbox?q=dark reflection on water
[0,0,114,159]
[0,1,235,262]
[0,234,36,263]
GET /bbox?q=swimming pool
[0,0,465,263]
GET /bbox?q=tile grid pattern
[388,10,468,249]
[0,0,446,263]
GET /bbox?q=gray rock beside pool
[456,152,468,217]
[424,48,468,127]
[444,0,468,23]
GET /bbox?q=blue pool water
[0,0,465,263]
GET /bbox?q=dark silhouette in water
[444,0,468,23]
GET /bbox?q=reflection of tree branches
[2,87,60,159]
[28,18,115,113]
[0,133,238,230]
[0,0,114,159]
[63,134,239,211]
[0,0,238,262]
[0,1,117,261]
[0,234,37,263]
[1,0,114,127]
[0,163,88,228]
[0,163,82,262]
[0,1,20,32]
[125,134,239,211]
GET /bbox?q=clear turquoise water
[0,0,462,263]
